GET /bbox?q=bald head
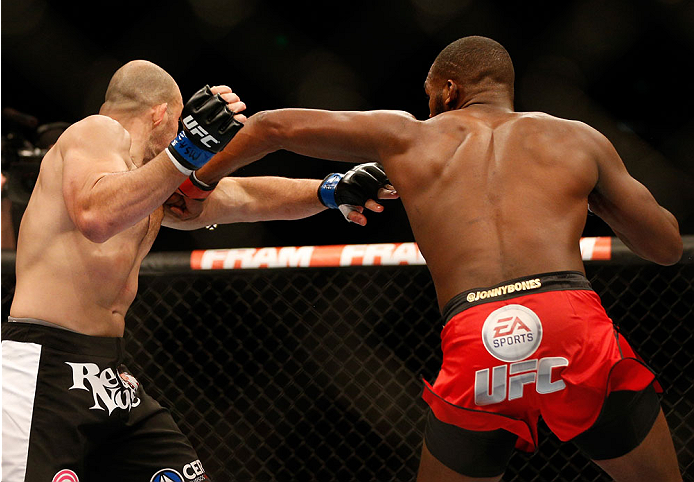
[429,36,515,93]
[102,60,181,114]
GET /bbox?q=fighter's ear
[151,102,168,127]
[443,80,459,108]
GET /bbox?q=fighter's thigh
[86,388,211,482]
[591,409,681,482]
[571,386,681,482]
[417,442,504,482]
[2,341,95,482]
[416,409,515,482]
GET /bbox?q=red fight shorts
[422,271,659,452]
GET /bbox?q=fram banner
[189,237,612,270]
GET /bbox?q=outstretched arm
[163,177,324,230]
[162,175,394,230]
[194,108,419,185]
[588,130,682,265]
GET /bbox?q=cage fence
[1,237,692,481]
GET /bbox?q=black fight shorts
[424,385,660,477]
[2,320,211,482]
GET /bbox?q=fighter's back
[385,108,601,309]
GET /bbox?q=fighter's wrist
[167,131,216,172]
[178,172,218,200]
[165,146,194,176]
[318,173,344,209]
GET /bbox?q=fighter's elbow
[252,111,283,145]
[656,236,684,266]
[74,208,114,243]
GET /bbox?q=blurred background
[3,3,694,480]
[2,0,693,252]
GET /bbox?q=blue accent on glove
[167,131,216,171]
[318,173,344,209]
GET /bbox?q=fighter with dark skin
[179,37,682,482]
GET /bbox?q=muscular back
[384,109,600,309]
[10,116,163,336]
[194,102,681,312]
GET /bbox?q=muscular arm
[162,176,326,230]
[61,116,186,242]
[195,108,418,185]
[588,131,682,265]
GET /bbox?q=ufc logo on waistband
[474,357,568,406]
[182,115,220,148]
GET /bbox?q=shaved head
[429,36,514,91]
[102,60,181,113]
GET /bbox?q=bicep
[61,121,131,220]
[588,133,681,264]
[588,139,661,229]
[261,108,418,164]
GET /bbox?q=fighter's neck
[107,114,149,168]
[459,101,514,113]
[456,85,514,111]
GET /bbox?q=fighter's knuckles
[347,211,367,226]
[377,187,399,199]
[210,85,232,95]
[364,199,383,212]
[228,101,247,114]
[218,92,240,104]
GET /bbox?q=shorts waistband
[441,271,592,323]
[2,318,124,357]
[7,316,80,333]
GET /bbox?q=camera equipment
[2,109,69,205]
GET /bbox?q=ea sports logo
[482,304,542,362]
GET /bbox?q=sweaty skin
[196,103,682,312]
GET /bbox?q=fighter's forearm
[195,112,282,186]
[613,207,682,265]
[195,108,412,186]
[210,176,325,223]
[165,177,326,230]
[590,192,683,265]
[76,154,186,242]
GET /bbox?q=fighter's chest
[127,206,163,253]
[141,206,164,247]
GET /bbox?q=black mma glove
[318,162,390,210]
[166,85,243,175]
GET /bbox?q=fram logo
[482,304,542,362]
[182,115,219,148]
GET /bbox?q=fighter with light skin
[2,60,394,481]
[180,37,683,482]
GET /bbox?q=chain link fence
[2,242,692,481]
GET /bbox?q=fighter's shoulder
[517,113,617,164]
[516,111,606,139]
[364,109,420,128]
[58,115,130,150]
